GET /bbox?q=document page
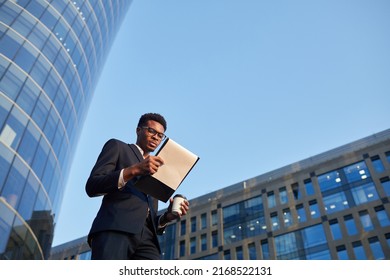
[153,138,199,190]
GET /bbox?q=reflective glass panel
[344,215,358,236]
[368,237,384,260]
[371,156,385,173]
[344,161,370,183]
[323,192,349,214]
[380,178,390,197]
[279,187,288,204]
[329,220,342,240]
[352,242,367,260]
[318,170,342,192]
[359,211,373,232]
[351,182,379,205]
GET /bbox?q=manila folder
[134,138,199,202]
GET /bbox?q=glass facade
[156,131,390,260]
[0,0,132,259]
[50,130,390,260]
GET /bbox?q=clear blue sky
[52,0,390,246]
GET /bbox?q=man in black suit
[86,113,189,259]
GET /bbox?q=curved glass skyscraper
[0,0,132,259]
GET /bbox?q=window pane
[201,213,207,229]
[292,183,301,200]
[329,220,342,240]
[248,243,256,260]
[323,192,349,214]
[344,161,370,183]
[351,183,379,205]
[309,201,320,219]
[318,170,342,192]
[296,205,307,223]
[279,187,288,204]
[267,192,276,208]
[380,178,390,197]
[283,208,292,227]
[352,242,367,260]
[371,156,385,173]
[344,215,358,236]
[271,213,279,230]
[305,179,315,196]
[359,211,373,232]
[368,237,385,260]
[376,207,390,227]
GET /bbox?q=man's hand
[162,197,190,224]
[123,155,164,181]
[138,155,164,175]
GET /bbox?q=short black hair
[137,113,167,131]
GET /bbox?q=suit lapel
[128,143,143,162]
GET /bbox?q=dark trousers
[90,215,161,260]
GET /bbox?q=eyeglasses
[141,126,166,140]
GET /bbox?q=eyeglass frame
[140,126,166,140]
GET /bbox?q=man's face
[136,120,166,155]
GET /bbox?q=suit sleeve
[85,139,122,197]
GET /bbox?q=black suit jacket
[86,138,164,249]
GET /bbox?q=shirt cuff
[158,212,168,228]
[118,169,126,190]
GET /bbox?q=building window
[385,151,390,163]
[336,245,349,260]
[246,217,267,237]
[261,239,270,260]
[283,208,292,228]
[223,203,240,224]
[304,179,315,196]
[351,182,379,205]
[201,213,207,229]
[296,204,307,223]
[291,183,301,200]
[78,251,91,260]
[201,234,207,251]
[270,212,279,231]
[385,233,390,248]
[236,246,243,260]
[323,192,349,214]
[352,241,367,259]
[275,224,328,260]
[244,196,263,214]
[191,216,196,233]
[180,220,186,236]
[211,210,218,226]
[375,206,390,227]
[329,219,342,240]
[344,161,370,183]
[368,236,385,260]
[371,155,385,173]
[380,177,390,197]
[267,191,276,208]
[248,242,256,260]
[179,240,185,257]
[318,170,342,192]
[344,215,358,236]
[223,250,231,260]
[279,187,288,204]
[359,210,374,232]
[223,196,263,225]
[223,224,243,244]
[212,230,218,248]
[190,237,196,254]
[309,200,320,219]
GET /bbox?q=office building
[0,0,132,259]
[50,129,390,260]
